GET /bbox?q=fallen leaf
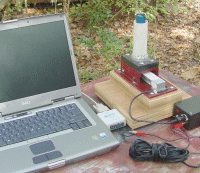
[195,37,200,44]
[69,23,77,28]
[114,21,120,27]
[181,67,200,80]
[82,51,91,59]
[95,36,101,42]
[94,43,101,48]
[179,57,188,61]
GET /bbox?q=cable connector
[171,115,188,123]
[93,103,110,113]
[82,92,110,113]
[173,122,184,129]
[129,130,147,136]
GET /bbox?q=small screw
[132,81,136,84]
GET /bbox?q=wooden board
[110,70,183,110]
[95,70,191,129]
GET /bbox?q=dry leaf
[179,57,188,61]
[114,21,120,27]
[94,43,101,48]
[181,67,200,80]
[95,36,100,42]
[195,37,200,44]
[82,51,91,59]
[69,23,77,28]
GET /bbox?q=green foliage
[70,0,114,30]
[78,69,96,83]
[77,26,127,63]
[71,0,179,26]
[95,27,125,57]
[79,36,97,50]
[75,26,128,82]
[2,2,24,20]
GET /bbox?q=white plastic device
[97,109,126,130]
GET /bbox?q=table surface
[45,69,200,173]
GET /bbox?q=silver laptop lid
[0,13,81,116]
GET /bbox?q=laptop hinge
[51,95,75,104]
[2,19,18,24]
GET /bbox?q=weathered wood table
[44,69,200,173]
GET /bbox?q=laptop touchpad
[30,140,55,155]
[32,151,63,164]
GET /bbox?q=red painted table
[45,69,200,173]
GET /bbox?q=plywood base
[95,70,191,129]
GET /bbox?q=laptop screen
[0,20,76,103]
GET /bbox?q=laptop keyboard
[0,103,92,147]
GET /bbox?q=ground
[155,4,200,86]
[71,2,200,86]
[0,1,200,86]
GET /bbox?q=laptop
[0,13,119,173]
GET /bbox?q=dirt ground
[154,4,200,87]
[70,2,200,86]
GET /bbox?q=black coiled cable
[129,139,189,163]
